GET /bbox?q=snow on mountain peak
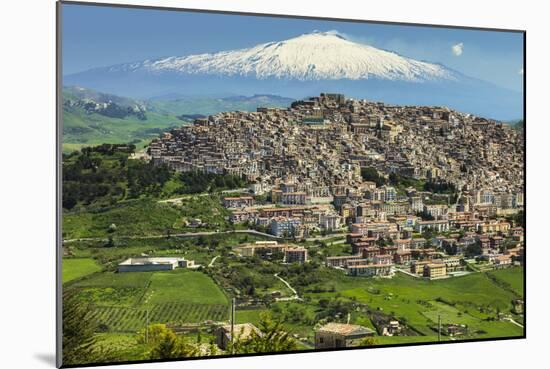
[132,31,458,82]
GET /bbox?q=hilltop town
[148,93,524,274]
[151,93,523,198]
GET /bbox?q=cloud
[519,68,524,75]
[451,42,464,56]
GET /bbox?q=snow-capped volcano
[65,31,523,120]
[114,32,457,82]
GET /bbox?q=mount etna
[64,31,522,120]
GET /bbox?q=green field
[87,303,228,332]
[63,199,184,239]
[143,270,228,305]
[487,267,524,296]
[63,108,182,152]
[308,269,523,340]
[68,269,229,333]
[374,335,445,345]
[91,333,148,362]
[236,308,267,327]
[63,195,234,240]
[62,258,102,283]
[63,224,524,353]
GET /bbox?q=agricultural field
[143,270,228,305]
[62,258,102,283]
[62,226,524,362]
[301,268,524,341]
[67,268,229,334]
[487,267,524,296]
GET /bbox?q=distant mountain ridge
[149,94,294,117]
[62,87,294,151]
[64,86,147,120]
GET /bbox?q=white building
[117,257,195,273]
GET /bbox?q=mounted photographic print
[57,1,525,367]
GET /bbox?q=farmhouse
[216,323,262,350]
[117,257,195,273]
[494,255,512,268]
[315,323,375,349]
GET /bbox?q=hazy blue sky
[62,3,524,92]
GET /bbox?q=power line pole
[231,298,236,355]
[438,314,441,342]
[146,309,150,344]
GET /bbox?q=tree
[360,167,386,187]
[107,223,117,233]
[105,236,115,248]
[62,290,100,365]
[443,243,458,256]
[233,314,298,354]
[389,172,399,185]
[139,324,204,360]
[465,241,483,257]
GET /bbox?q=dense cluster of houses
[150,93,523,207]
[149,92,524,277]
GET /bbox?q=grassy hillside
[62,87,293,152]
[62,107,183,152]
[67,269,229,333]
[62,258,102,283]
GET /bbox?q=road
[63,229,280,243]
[208,255,220,268]
[304,233,347,242]
[273,273,301,301]
[503,317,524,328]
[158,188,250,204]
[395,267,421,278]
[64,228,351,245]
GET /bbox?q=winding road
[208,255,220,268]
[63,229,281,243]
[273,273,301,301]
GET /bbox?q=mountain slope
[117,32,457,82]
[62,87,181,151]
[64,31,523,120]
[62,87,294,151]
